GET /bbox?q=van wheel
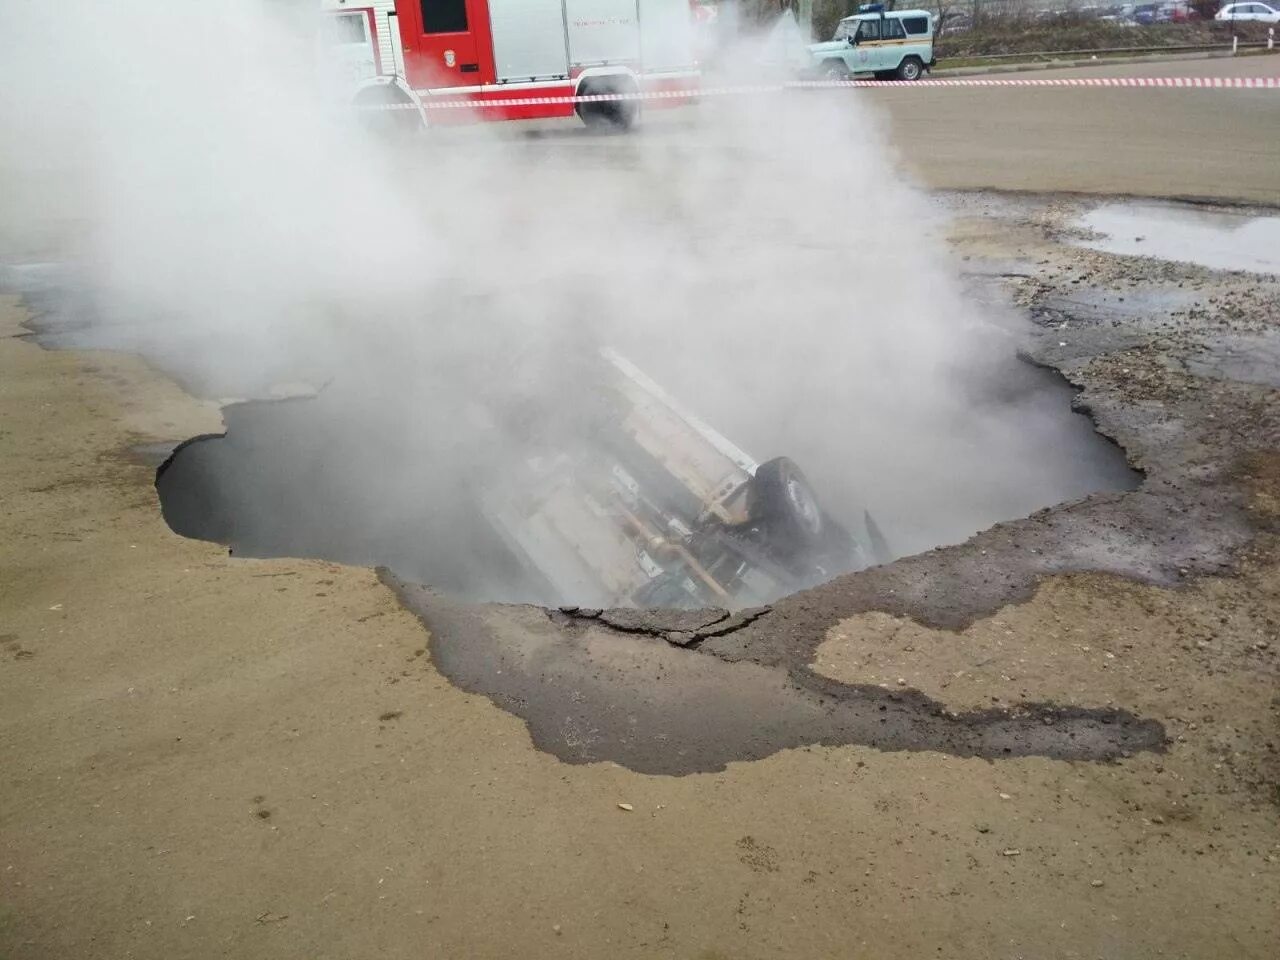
[896,56,924,81]
[751,457,825,556]
[576,77,639,132]
[823,59,851,80]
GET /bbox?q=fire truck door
[406,0,486,86]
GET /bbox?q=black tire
[823,59,851,80]
[750,457,825,555]
[576,78,639,132]
[896,56,924,82]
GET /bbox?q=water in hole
[156,355,1138,610]
[1074,201,1280,274]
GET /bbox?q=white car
[1215,2,1280,22]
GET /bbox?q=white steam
[0,1,1131,603]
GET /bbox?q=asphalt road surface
[548,54,1279,204]
[879,55,1280,202]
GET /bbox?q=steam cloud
[0,1,1133,604]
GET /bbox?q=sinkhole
[156,348,1139,610]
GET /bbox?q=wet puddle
[1074,202,1280,274]
[387,576,1166,775]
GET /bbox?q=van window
[883,18,907,40]
[421,0,468,34]
[855,19,881,41]
[902,15,930,35]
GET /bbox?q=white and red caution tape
[355,75,1280,112]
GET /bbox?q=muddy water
[155,390,534,603]
[1074,201,1280,274]
[387,577,1166,775]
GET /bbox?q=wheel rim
[786,477,822,537]
[903,61,920,80]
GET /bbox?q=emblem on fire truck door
[444,49,456,68]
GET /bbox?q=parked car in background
[808,6,936,81]
[1132,2,1161,22]
[1215,2,1280,21]
[1099,3,1139,22]
[937,10,972,35]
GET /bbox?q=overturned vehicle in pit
[480,349,873,610]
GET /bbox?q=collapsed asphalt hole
[155,354,1138,611]
[153,353,1158,772]
[143,319,1161,772]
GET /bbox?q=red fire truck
[319,0,700,129]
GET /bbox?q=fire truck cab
[319,0,699,129]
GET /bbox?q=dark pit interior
[155,359,1140,609]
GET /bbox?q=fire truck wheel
[751,457,825,555]
[352,84,424,137]
[576,78,639,132]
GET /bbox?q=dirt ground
[2,58,1279,960]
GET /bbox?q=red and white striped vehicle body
[319,0,700,126]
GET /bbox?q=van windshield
[833,20,856,40]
